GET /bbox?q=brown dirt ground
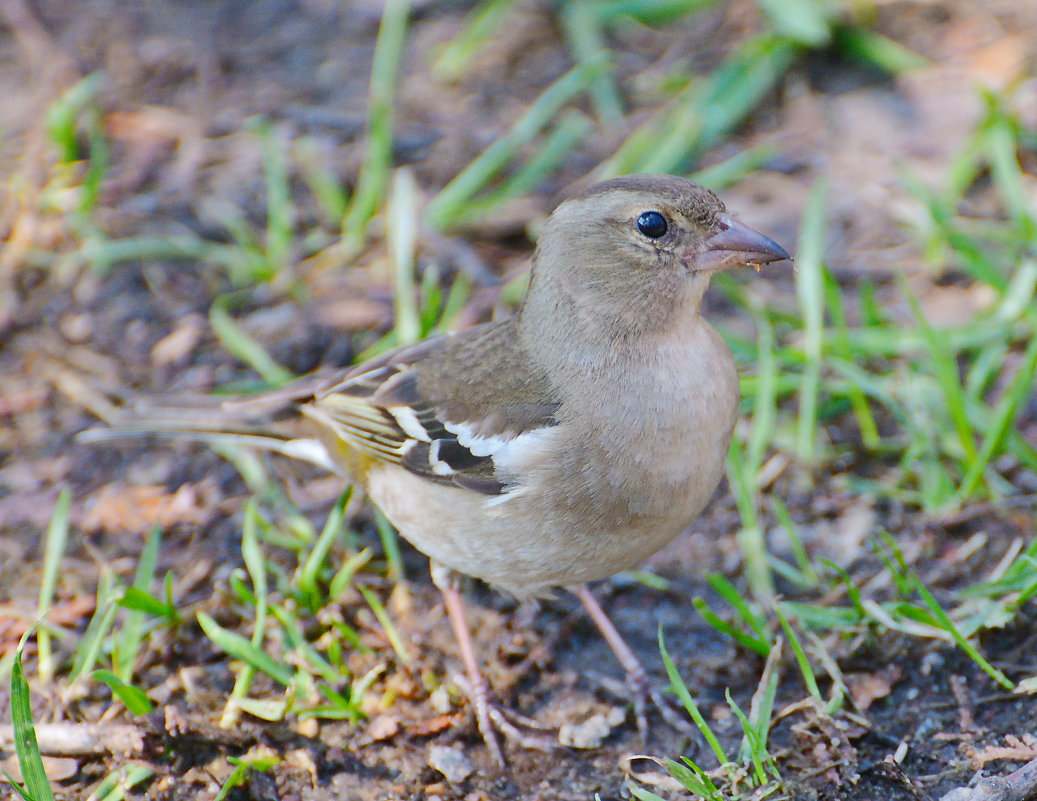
[1,1,1036,800]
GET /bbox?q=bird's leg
[574,583,691,740]
[430,562,557,766]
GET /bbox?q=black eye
[637,211,668,238]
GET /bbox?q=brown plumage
[85,174,789,764]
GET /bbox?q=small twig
[951,675,984,736]
[0,721,145,756]
[925,496,1037,529]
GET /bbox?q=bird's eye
[636,211,668,238]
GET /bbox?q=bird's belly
[365,430,726,598]
[366,322,738,597]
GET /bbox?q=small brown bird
[86,174,789,764]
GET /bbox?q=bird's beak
[693,214,790,272]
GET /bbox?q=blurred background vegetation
[1,1,1035,799]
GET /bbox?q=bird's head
[524,174,789,342]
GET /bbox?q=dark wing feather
[305,321,560,496]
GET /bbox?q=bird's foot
[575,584,695,744]
[452,674,559,765]
[593,669,695,743]
[627,665,696,742]
[433,562,558,766]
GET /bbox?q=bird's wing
[308,321,561,496]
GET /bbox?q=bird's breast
[366,321,739,597]
[563,320,738,522]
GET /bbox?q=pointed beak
[694,214,790,272]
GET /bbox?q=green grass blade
[794,179,828,463]
[771,496,818,587]
[692,143,778,190]
[774,606,823,703]
[729,310,777,601]
[822,267,880,447]
[912,578,1014,690]
[629,785,670,801]
[388,168,421,345]
[667,758,723,797]
[359,585,411,664]
[114,526,161,682]
[375,509,405,583]
[833,28,928,74]
[706,574,768,638]
[898,274,980,492]
[432,0,517,81]
[425,59,606,229]
[36,488,71,684]
[117,587,170,617]
[590,0,717,26]
[602,35,797,177]
[296,138,350,221]
[46,73,103,162]
[69,569,119,683]
[330,548,374,600]
[982,96,1036,236]
[79,234,249,278]
[754,0,831,45]
[561,2,623,124]
[298,488,353,605]
[747,639,782,780]
[958,329,1037,501]
[9,645,55,801]
[93,669,154,715]
[993,258,1037,325]
[210,296,294,385]
[745,310,777,476]
[85,764,155,801]
[658,628,730,769]
[693,598,771,656]
[223,500,271,726]
[268,603,342,685]
[458,111,593,225]
[342,0,411,251]
[725,688,765,784]
[78,98,110,217]
[198,612,294,687]
[252,118,295,275]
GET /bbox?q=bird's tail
[77,376,342,475]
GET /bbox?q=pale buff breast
[365,320,738,598]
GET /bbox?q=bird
[83,173,790,765]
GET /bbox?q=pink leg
[575,583,690,739]
[431,562,557,765]
[432,562,506,765]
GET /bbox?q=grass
[719,82,1037,529]
[6,0,1036,797]
[651,76,1037,788]
[341,0,411,254]
[6,642,55,801]
[35,488,70,684]
[650,630,783,800]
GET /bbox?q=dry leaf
[404,712,464,738]
[151,313,205,366]
[81,481,217,534]
[965,734,1037,767]
[846,668,899,711]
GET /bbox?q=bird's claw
[452,674,559,766]
[593,668,696,743]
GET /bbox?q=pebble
[558,707,626,749]
[428,744,473,783]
